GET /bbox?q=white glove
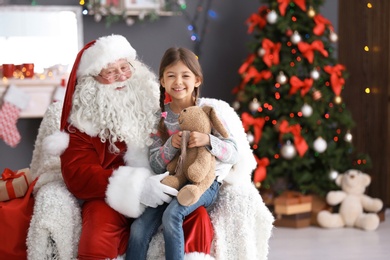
[140,172,179,208]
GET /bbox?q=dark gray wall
[0,0,338,173]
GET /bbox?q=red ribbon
[239,66,272,89]
[298,40,328,64]
[278,0,307,16]
[238,54,256,75]
[313,14,334,36]
[323,64,345,96]
[262,39,281,67]
[246,9,267,33]
[234,55,256,94]
[254,155,270,183]
[279,120,308,157]
[289,76,313,97]
[1,168,25,181]
[241,112,266,144]
[1,168,27,200]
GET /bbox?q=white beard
[69,62,160,153]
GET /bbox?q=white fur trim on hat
[42,130,70,156]
[77,34,136,77]
[105,165,152,218]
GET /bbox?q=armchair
[26,98,274,259]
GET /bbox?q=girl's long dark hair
[158,47,204,142]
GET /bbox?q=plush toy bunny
[161,105,229,206]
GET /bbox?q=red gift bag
[0,177,38,260]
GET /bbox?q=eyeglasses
[98,62,135,81]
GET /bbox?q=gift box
[0,168,32,202]
[274,212,311,228]
[310,194,332,226]
[378,208,386,222]
[274,191,312,215]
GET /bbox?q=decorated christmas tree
[232,0,371,197]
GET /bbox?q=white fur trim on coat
[184,252,215,260]
[42,130,70,156]
[106,165,153,218]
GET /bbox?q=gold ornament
[249,98,261,112]
[334,95,342,104]
[308,6,316,17]
[312,89,322,100]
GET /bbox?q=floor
[268,209,389,260]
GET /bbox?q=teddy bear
[317,169,383,231]
[161,105,229,206]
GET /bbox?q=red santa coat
[60,125,214,258]
[61,127,126,200]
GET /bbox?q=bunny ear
[201,105,213,115]
[206,106,230,138]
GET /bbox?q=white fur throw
[26,99,274,260]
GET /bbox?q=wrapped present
[310,194,332,226]
[274,212,311,228]
[274,191,312,215]
[0,168,32,202]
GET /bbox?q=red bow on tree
[278,0,306,16]
[241,112,266,144]
[313,14,334,36]
[262,39,281,67]
[246,10,267,33]
[323,64,346,96]
[279,120,308,157]
[289,76,313,97]
[298,40,329,63]
[238,54,256,75]
[253,155,270,183]
[239,66,272,89]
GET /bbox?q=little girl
[126,47,238,260]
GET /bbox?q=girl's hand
[171,131,182,149]
[188,131,210,148]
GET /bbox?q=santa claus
[57,34,214,259]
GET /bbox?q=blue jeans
[125,179,220,260]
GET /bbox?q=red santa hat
[60,34,137,130]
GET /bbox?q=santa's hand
[140,172,178,208]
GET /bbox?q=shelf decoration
[81,0,184,26]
